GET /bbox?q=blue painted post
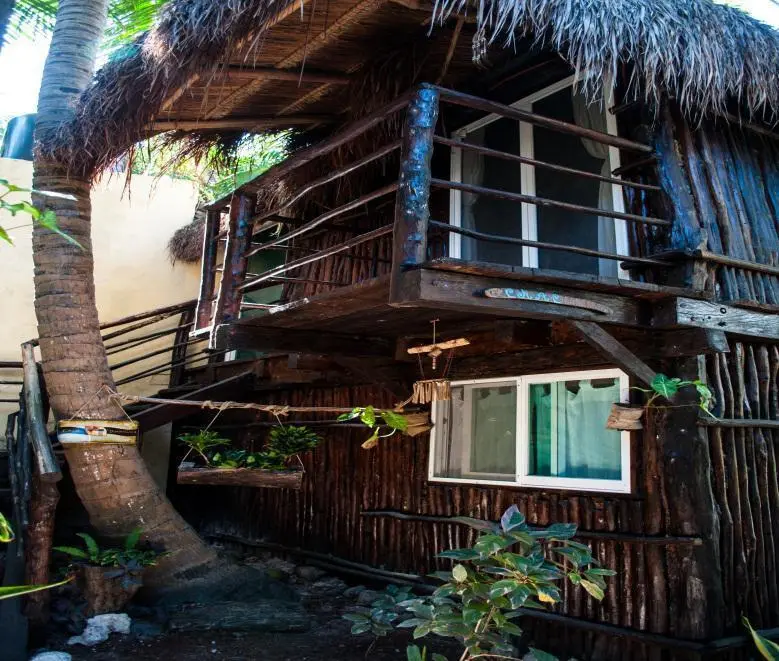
[390,84,440,302]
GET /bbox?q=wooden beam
[150,115,329,132]
[396,269,645,327]
[568,320,657,387]
[212,324,394,358]
[654,297,779,340]
[195,210,221,330]
[21,343,61,482]
[225,66,350,84]
[205,0,386,120]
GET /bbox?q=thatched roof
[49,0,779,179]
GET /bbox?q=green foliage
[0,511,13,543]
[345,505,615,660]
[0,178,82,248]
[53,529,162,570]
[634,373,715,416]
[337,406,409,448]
[744,617,779,660]
[406,645,448,661]
[177,429,231,464]
[0,576,73,602]
[180,425,321,470]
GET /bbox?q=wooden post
[390,84,439,303]
[169,304,196,388]
[20,343,61,626]
[210,195,253,348]
[194,209,221,330]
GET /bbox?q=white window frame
[428,368,632,494]
[448,75,630,279]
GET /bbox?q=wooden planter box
[177,466,304,490]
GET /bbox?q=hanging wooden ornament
[406,319,469,404]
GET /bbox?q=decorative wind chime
[406,319,470,404]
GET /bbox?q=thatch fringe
[432,0,779,120]
[168,208,207,264]
[48,0,779,179]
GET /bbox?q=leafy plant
[0,511,13,543]
[634,373,715,416]
[406,645,448,661]
[0,178,82,248]
[177,429,231,465]
[744,617,779,660]
[53,529,162,569]
[337,406,409,448]
[345,505,615,660]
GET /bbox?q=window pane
[533,88,616,277]
[528,377,621,480]
[432,382,516,481]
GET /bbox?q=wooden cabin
[61,0,779,658]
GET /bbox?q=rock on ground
[67,613,132,647]
[30,653,72,661]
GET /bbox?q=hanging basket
[176,465,303,490]
[605,403,644,431]
[411,379,451,404]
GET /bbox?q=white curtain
[571,91,618,278]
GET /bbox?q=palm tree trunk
[32,0,216,584]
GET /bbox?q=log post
[21,343,61,626]
[169,304,196,388]
[210,195,254,348]
[194,209,221,330]
[389,84,439,303]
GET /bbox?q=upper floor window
[429,369,631,493]
[449,76,629,278]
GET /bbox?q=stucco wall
[0,157,202,426]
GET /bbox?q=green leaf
[359,406,376,427]
[432,654,448,661]
[529,648,559,661]
[651,374,680,399]
[36,210,84,250]
[584,567,616,577]
[398,618,430,628]
[488,579,520,599]
[125,528,141,551]
[0,226,13,245]
[406,645,424,661]
[500,505,526,532]
[743,617,779,660]
[535,584,561,604]
[452,564,468,583]
[350,622,372,635]
[579,578,605,601]
[0,576,72,601]
[52,545,89,560]
[413,622,433,639]
[381,410,408,432]
[542,522,577,540]
[567,571,582,585]
[76,533,100,559]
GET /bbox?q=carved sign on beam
[654,297,779,341]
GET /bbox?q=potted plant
[53,529,163,615]
[176,425,321,489]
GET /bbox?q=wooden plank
[195,209,221,329]
[150,115,330,132]
[21,343,60,482]
[697,418,779,429]
[568,320,657,387]
[177,467,302,489]
[398,269,644,327]
[212,324,394,357]
[654,297,779,340]
[390,85,439,302]
[224,66,350,84]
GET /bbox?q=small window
[429,369,631,493]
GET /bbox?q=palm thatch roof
[49,0,779,179]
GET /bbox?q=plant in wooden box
[345,505,615,661]
[177,425,321,489]
[606,373,715,431]
[53,529,163,614]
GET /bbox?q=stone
[295,565,327,582]
[309,577,348,597]
[168,601,310,633]
[130,620,165,639]
[262,557,297,580]
[30,653,72,661]
[67,613,132,646]
[343,585,367,598]
[356,589,381,606]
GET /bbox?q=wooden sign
[57,420,138,446]
[481,287,612,315]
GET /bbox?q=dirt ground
[63,627,460,661]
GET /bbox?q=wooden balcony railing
[198,83,683,339]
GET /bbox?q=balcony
[191,84,776,357]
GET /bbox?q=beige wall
[0,157,202,426]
